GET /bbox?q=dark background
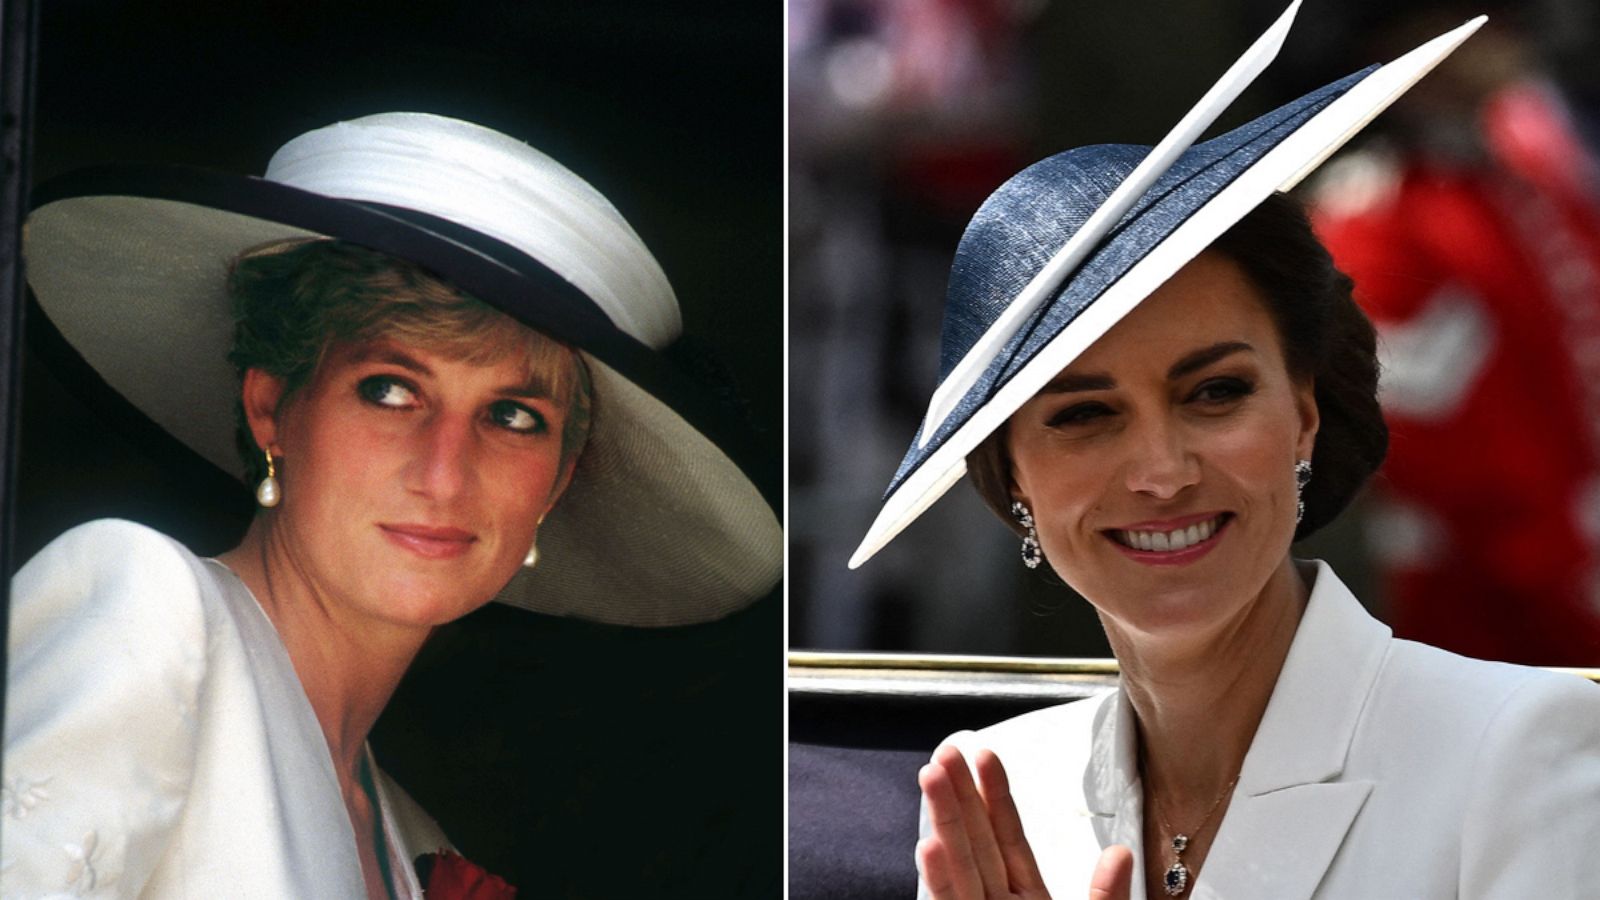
[14,1,782,897]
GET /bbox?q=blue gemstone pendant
[1163,860,1190,896]
[1163,834,1192,896]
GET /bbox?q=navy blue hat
[850,5,1484,567]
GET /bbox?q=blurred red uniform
[1313,81,1600,665]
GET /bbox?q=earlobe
[1294,378,1321,459]
[1008,483,1027,508]
[1006,462,1028,510]
[546,456,579,509]
[240,368,289,455]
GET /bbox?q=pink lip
[379,523,477,560]
[1103,512,1232,567]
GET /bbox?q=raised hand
[918,745,1135,900]
[917,745,1052,900]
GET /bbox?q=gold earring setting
[256,449,280,508]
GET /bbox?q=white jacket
[2,519,450,899]
[926,561,1600,899]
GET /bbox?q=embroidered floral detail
[63,830,98,894]
[2,775,52,819]
[415,851,517,899]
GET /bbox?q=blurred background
[789,0,1600,666]
[15,2,781,897]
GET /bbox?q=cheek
[1196,412,1305,534]
[1209,428,1290,484]
[277,385,380,464]
[1220,397,1306,480]
[1008,438,1107,538]
[276,412,361,495]
[481,449,564,524]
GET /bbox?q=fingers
[1088,845,1134,900]
[919,757,983,900]
[917,834,960,899]
[973,749,1047,892]
[933,744,1012,893]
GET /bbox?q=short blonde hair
[226,238,591,482]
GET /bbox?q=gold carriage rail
[788,651,1600,701]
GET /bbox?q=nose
[405,411,477,502]
[1121,415,1199,500]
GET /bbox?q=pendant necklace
[1149,774,1238,897]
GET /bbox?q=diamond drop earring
[1011,500,1042,569]
[1294,459,1312,525]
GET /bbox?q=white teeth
[1119,516,1222,552]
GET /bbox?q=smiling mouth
[1107,513,1231,553]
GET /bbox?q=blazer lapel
[1191,562,1390,900]
[1085,690,1150,900]
[1194,780,1371,900]
[368,747,429,900]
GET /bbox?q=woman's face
[1005,251,1317,639]
[248,336,575,629]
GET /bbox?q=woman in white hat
[844,7,1600,899]
[3,112,780,899]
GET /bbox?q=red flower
[415,851,517,900]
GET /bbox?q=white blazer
[2,520,450,899]
[926,561,1600,900]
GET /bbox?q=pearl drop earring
[256,449,281,508]
[523,514,546,569]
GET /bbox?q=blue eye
[358,376,417,408]
[490,400,548,435]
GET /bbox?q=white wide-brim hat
[26,112,781,627]
[851,2,1484,568]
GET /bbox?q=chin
[1076,558,1255,637]
[368,575,497,628]
[1123,589,1235,637]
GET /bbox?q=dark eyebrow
[1038,372,1116,394]
[1168,341,1254,380]
[1037,340,1255,395]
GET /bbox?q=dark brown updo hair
[967,191,1386,543]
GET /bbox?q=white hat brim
[26,188,781,626]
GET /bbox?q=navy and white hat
[25,112,782,626]
[850,3,1484,568]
